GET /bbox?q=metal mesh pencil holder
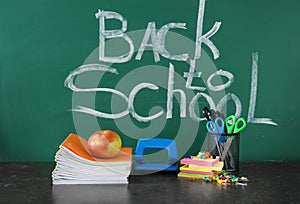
[207,132,240,172]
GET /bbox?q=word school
[65,0,277,126]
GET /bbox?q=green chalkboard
[0,0,299,161]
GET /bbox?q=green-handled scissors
[225,115,247,134]
[220,115,247,162]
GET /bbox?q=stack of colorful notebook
[178,152,224,180]
[52,133,132,184]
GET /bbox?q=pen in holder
[207,132,240,172]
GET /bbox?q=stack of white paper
[52,134,132,184]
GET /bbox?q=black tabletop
[0,162,299,204]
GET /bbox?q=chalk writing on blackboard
[247,53,277,126]
[194,0,221,60]
[65,0,277,126]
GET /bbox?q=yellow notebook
[178,172,208,179]
[181,162,224,172]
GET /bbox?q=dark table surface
[0,162,299,204]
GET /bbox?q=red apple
[87,130,122,158]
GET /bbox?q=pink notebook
[180,156,220,166]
